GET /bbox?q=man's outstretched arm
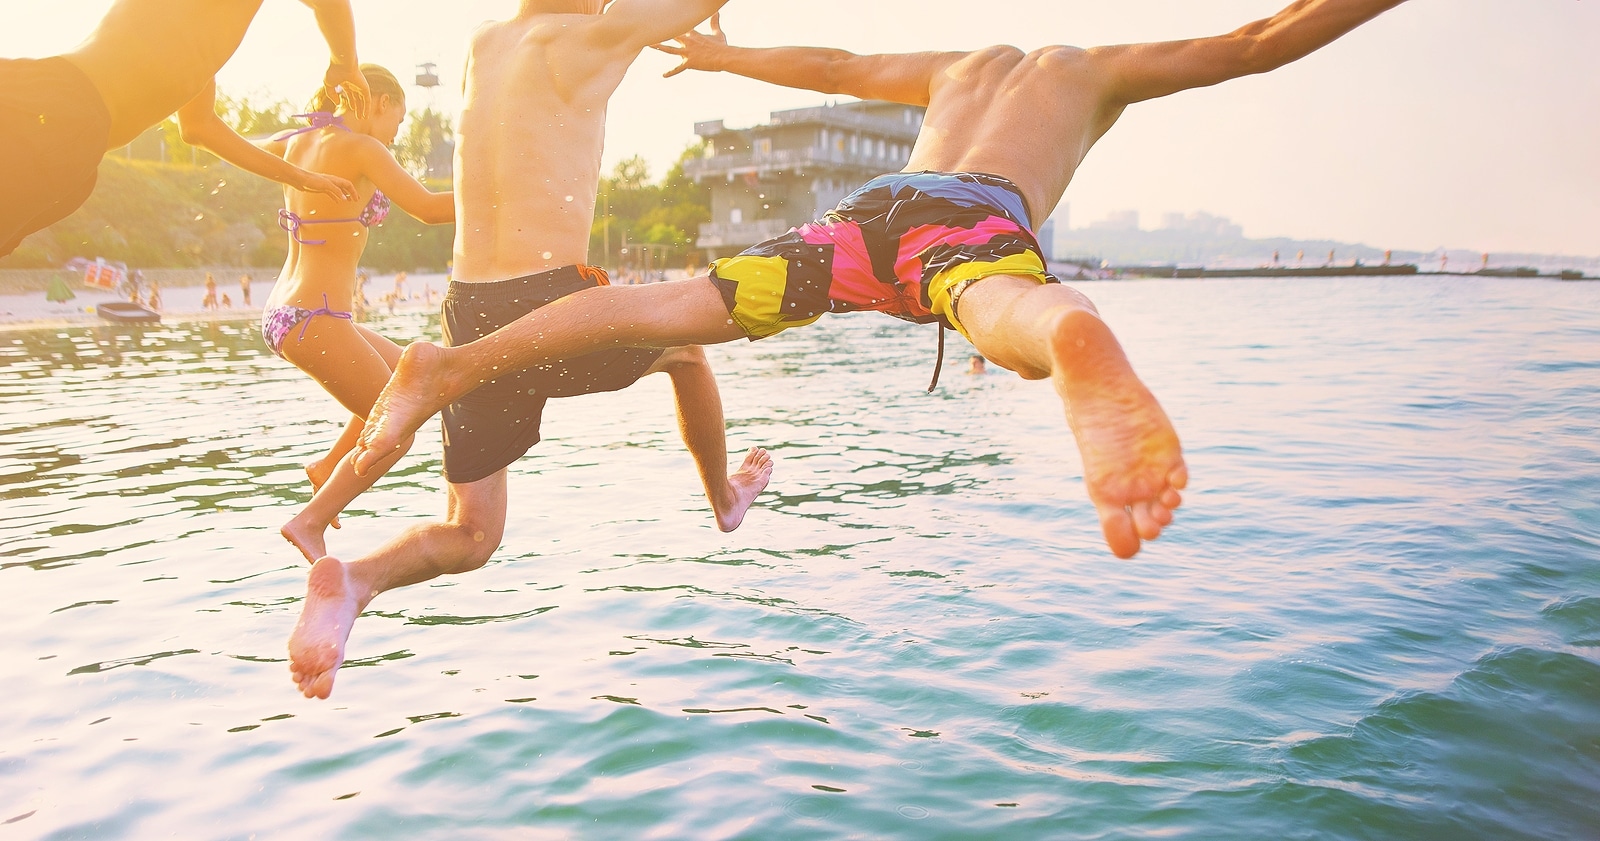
[654,14,965,106]
[1090,0,1408,105]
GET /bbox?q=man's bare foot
[304,462,340,530]
[713,447,774,532]
[280,516,327,564]
[354,341,456,477]
[1049,309,1187,559]
[288,557,363,699]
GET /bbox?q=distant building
[685,101,925,260]
[1159,211,1243,239]
[1090,210,1141,232]
[1037,219,1056,261]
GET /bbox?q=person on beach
[288,0,773,700]
[352,0,1411,564]
[1,0,374,260]
[259,65,453,563]
[202,273,219,311]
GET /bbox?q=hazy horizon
[5,0,1596,256]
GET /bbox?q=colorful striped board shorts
[708,171,1057,341]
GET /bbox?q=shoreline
[0,273,448,335]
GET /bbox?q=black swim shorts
[0,57,112,258]
[440,265,664,484]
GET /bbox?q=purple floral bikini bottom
[261,294,352,357]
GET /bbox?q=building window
[730,208,742,224]
[756,138,772,156]
[818,129,828,149]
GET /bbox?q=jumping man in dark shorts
[288,0,772,701]
[354,0,1410,562]
[1,0,371,257]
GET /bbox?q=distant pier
[1072,263,1594,281]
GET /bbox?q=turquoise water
[2,276,1597,839]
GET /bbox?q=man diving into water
[288,0,771,700]
[1,0,372,258]
[354,0,1411,562]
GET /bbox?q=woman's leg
[303,325,406,529]
[280,318,414,561]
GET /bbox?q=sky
[6,0,1598,256]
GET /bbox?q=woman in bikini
[258,64,453,562]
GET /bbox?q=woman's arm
[176,79,357,200]
[352,137,454,225]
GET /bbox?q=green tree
[394,108,454,180]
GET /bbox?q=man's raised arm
[1089,0,1408,106]
[298,0,370,115]
[588,0,734,55]
[654,14,964,107]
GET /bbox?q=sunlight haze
[6,0,1596,255]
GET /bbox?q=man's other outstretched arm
[1091,0,1407,106]
[655,15,964,106]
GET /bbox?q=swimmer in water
[288,0,772,700]
[353,0,1409,562]
[1,0,374,258]
[256,65,453,563]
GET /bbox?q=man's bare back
[663,0,1405,225]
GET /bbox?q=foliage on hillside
[2,91,708,274]
[590,147,711,273]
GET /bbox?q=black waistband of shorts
[445,265,606,306]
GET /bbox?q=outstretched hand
[652,12,727,78]
[296,169,358,202]
[323,62,370,118]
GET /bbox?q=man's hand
[294,168,358,202]
[323,62,370,117]
[652,12,728,78]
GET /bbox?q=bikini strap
[577,265,611,286]
[277,209,328,246]
[272,111,350,141]
[296,293,355,343]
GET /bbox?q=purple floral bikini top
[273,112,392,245]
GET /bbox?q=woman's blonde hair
[308,64,406,114]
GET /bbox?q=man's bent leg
[956,276,1188,559]
[645,345,773,532]
[356,277,743,475]
[288,471,509,699]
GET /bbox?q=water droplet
[542,252,553,260]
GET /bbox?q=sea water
[0,276,1596,839]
